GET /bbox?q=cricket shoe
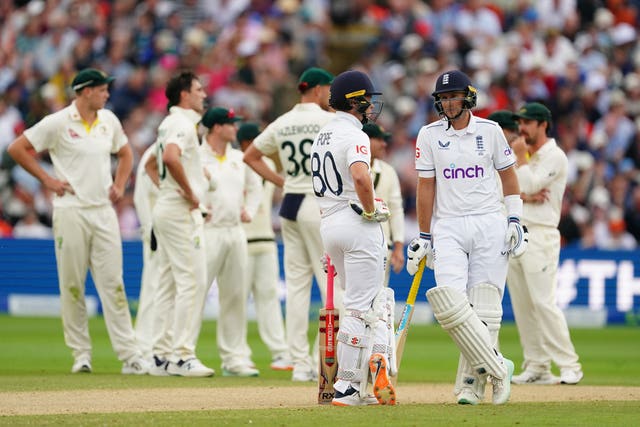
[71,358,92,374]
[560,368,583,385]
[512,369,560,385]
[369,353,397,405]
[167,358,215,377]
[457,386,480,405]
[222,364,259,377]
[292,367,317,382]
[122,356,150,375]
[331,386,379,406]
[492,358,514,405]
[270,355,293,371]
[149,355,170,377]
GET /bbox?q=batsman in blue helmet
[408,69,527,405]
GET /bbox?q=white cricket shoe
[167,358,215,377]
[122,357,150,375]
[270,355,293,371]
[457,386,481,405]
[292,367,317,382]
[369,353,397,405]
[149,355,170,377]
[331,386,379,406]
[512,369,560,385]
[71,358,92,374]
[222,364,259,377]
[492,358,514,405]
[560,368,583,385]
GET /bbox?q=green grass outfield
[1,315,639,426]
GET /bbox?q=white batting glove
[348,198,391,222]
[505,217,528,258]
[406,232,434,275]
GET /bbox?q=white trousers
[507,225,581,373]
[204,225,250,369]
[433,212,509,295]
[243,241,289,359]
[134,224,160,359]
[52,205,138,363]
[320,207,387,392]
[281,196,344,373]
[151,201,207,363]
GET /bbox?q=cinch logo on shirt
[443,164,485,179]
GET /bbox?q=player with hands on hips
[7,68,148,375]
[312,70,397,406]
[408,70,523,405]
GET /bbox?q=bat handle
[326,255,334,310]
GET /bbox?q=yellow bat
[392,258,426,385]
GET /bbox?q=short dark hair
[165,71,199,110]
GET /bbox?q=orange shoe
[369,353,397,405]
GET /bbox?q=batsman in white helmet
[312,70,397,406]
[407,69,527,405]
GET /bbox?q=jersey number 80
[311,151,343,197]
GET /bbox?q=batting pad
[454,284,503,398]
[427,286,507,380]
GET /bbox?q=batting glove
[349,198,391,222]
[320,253,337,277]
[406,232,434,275]
[505,217,528,258]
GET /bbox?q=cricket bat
[318,256,339,404]
[392,258,426,385]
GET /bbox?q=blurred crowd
[0,0,639,251]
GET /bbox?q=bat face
[318,309,339,404]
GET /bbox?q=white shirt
[201,142,262,228]
[516,138,568,228]
[415,113,515,218]
[24,101,128,208]
[155,106,207,206]
[252,103,334,195]
[133,143,159,233]
[312,112,371,216]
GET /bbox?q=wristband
[420,232,431,240]
[504,194,523,219]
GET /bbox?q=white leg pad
[469,283,503,346]
[427,286,507,380]
[335,316,372,387]
[372,287,397,376]
[454,284,503,399]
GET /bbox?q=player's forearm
[243,145,285,188]
[165,160,195,199]
[499,166,521,197]
[113,144,133,191]
[416,177,435,233]
[7,136,50,184]
[351,164,374,212]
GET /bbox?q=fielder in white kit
[238,122,293,371]
[200,107,262,377]
[146,71,214,377]
[133,142,160,359]
[7,68,147,375]
[508,102,583,385]
[406,70,527,405]
[313,70,396,406]
[243,67,342,382]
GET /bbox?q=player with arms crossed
[407,70,527,405]
[312,70,396,406]
[243,68,341,382]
